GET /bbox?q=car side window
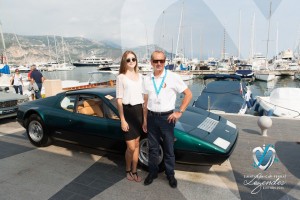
[60,95,77,112]
[76,95,104,118]
[102,102,120,120]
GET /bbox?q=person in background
[30,64,45,99]
[142,50,192,188]
[11,69,24,95]
[116,51,144,182]
[27,65,35,100]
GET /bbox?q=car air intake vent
[197,117,219,133]
[0,100,18,108]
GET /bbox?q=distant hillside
[0,33,172,65]
[0,33,122,65]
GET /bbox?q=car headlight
[18,97,29,104]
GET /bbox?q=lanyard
[152,70,167,96]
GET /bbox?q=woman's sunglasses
[126,58,137,63]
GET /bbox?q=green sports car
[17,88,238,168]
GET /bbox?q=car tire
[138,137,165,172]
[26,114,52,147]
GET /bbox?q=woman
[11,69,24,95]
[116,51,144,182]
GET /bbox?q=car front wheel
[26,114,52,147]
[139,137,165,172]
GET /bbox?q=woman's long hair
[119,50,138,74]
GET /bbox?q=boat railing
[257,97,300,118]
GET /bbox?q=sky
[0,0,300,60]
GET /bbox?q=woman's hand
[121,120,129,132]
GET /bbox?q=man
[27,65,35,100]
[30,64,45,99]
[142,50,192,188]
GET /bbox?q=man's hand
[167,111,182,123]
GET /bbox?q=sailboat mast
[0,20,8,64]
[223,28,226,59]
[276,22,279,55]
[175,1,184,56]
[250,13,256,60]
[238,10,241,59]
[266,2,272,63]
[54,35,59,63]
[161,10,166,52]
[47,35,52,63]
[199,34,202,61]
[14,32,27,64]
[190,26,193,59]
[61,36,66,63]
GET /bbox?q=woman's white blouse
[13,74,23,86]
[116,73,144,105]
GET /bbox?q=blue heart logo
[252,144,276,170]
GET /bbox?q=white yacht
[251,53,267,71]
[255,87,300,118]
[55,63,76,71]
[270,49,299,71]
[73,56,113,67]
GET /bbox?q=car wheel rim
[139,138,163,166]
[28,120,43,142]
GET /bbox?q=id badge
[155,97,161,104]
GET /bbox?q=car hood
[176,106,238,152]
[0,92,28,101]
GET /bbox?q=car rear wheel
[139,137,165,172]
[27,114,52,147]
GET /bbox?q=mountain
[0,33,173,65]
[0,33,122,65]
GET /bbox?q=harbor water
[40,67,300,107]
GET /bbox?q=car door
[65,94,124,151]
[46,94,78,136]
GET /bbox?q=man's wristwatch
[179,109,184,113]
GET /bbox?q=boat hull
[72,63,100,67]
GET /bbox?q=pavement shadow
[49,153,125,200]
[0,117,17,125]
[275,141,300,179]
[242,129,261,135]
[3,130,28,140]
[175,163,211,173]
[48,140,127,200]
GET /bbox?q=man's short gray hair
[151,50,166,60]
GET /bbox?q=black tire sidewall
[27,114,51,147]
[138,137,165,172]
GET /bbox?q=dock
[0,114,299,200]
[176,69,298,76]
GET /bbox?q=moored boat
[254,71,276,81]
[235,64,254,79]
[73,56,113,67]
[193,74,254,114]
[255,87,300,118]
[295,72,300,80]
